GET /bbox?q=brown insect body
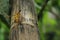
[13,10,23,24]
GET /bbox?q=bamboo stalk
[9,0,40,40]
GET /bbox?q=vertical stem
[10,0,40,40]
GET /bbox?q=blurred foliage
[0,0,60,40]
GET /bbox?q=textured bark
[10,0,40,40]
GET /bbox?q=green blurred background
[0,0,60,40]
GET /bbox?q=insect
[13,10,22,23]
[11,10,23,29]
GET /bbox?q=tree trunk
[9,0,40,40]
